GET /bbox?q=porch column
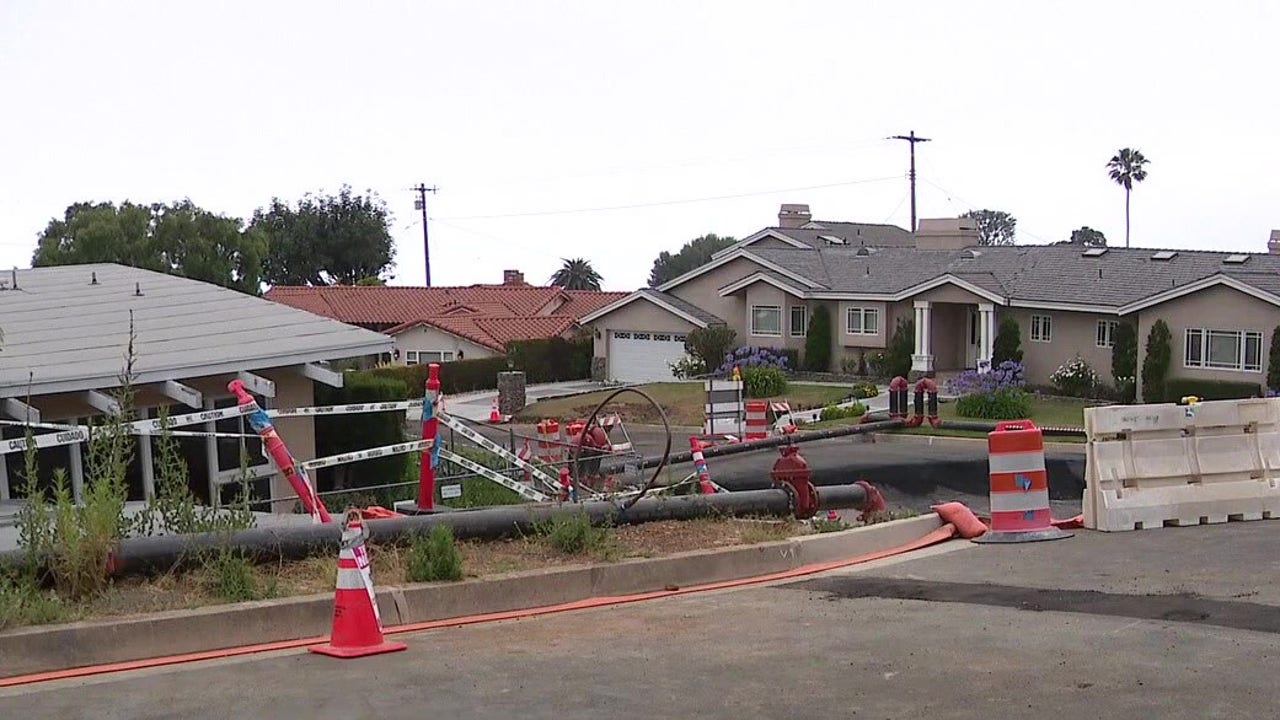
[977,303,995,371]
[911,300,934,373]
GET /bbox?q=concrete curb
[872,431,1086,453]
[0,514,944,679]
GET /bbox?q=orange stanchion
[973,420,1073,544]
[309,510,408,659]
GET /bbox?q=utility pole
[888,130,931,232]
[412,183,439,286]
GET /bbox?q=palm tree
[550,258,602,291]
[1106,148,1150,248]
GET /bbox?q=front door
[965,308,979,369]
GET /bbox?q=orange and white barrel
[974,420,1073,544]
[535,419,562,465]
[745,400,769,440]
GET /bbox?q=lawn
[515,381,854,427]
[936,395,1094,427]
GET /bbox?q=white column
[138,407,155,499]
[0,449,9,501]
[68,418,85,504]
[977,303,995,371]
[205,398,220,508]
[912,300,934,372]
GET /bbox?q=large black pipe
[1,483,870,579]
[860,411,1085,436]
[598,419,905,475]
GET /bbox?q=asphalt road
[7,521,1280,719]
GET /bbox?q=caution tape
[299,438,434,472]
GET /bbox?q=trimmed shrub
[370,357,509,396]
[1268,327,1280,392]
[850,381,879,399]
[1049,355,1099,398]
[819,402,866,422]
[742,366,788,398]
[1111,321,1138,403]
[1141,320,1172,403]
[885,319,914,379]
[505,338,592,383]
[315,373,408,492]
[1164,378,1262,402]
[992,316,1023,365]
[685,326,736,375]
[803,305,832,372]
[954,387,1033,420]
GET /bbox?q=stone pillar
[977,303,996,372]
[497,372,527,416]
[591,357,607,383]
[911,300,934,373]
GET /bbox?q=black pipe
[1,483,871,579]
[860,411,1085,437]
[598,419,905,475]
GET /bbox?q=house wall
[392,325,496,363]
[997,308,1120,384]
[1133,285,1279,401]
[260,367,316,511]
[836,300,888,350]
[667,257,767,337]
[931,304,968,370]
[588,300,699,358]
[745,283,791,347]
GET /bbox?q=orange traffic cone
[309,510,407,659]
[489,399,501,423]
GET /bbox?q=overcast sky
[1,1,1276,291]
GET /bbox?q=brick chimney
[1269,230,1280,255]
[914,217,981,250]
[777,203,812,229]
[503,269,525,285]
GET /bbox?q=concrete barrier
[0,514,944,679]
[1084,398,1280,531]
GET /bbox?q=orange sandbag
[360,506,402,520]
[931,502,987,539]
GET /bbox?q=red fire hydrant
[771,444,819,519]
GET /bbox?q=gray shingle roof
[636,288,725,325]
[802,221,914,246]
[0,263,393,399]
[743,245,1280,307]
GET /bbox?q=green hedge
[1164,378,1262,402]
[504,338,592,383]
[314,373,410,493]
[369,357,509,397]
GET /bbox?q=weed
[0,571,66,630]
[861,508,920,525]
[406,524,464,582]
[737,519,794,544]
[205,547,275,602]
[811,517,852,533]
[536,512,615,557]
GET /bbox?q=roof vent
[819,234,845,245]
[1151,251,1178,261]
[1082,248,1108,257]
[1224,254,1250,264]
[855,246,871,256]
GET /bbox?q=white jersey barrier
[1083,397,1280,531]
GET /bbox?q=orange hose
[1,522,958,688]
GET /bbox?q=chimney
[777,203,812,229]
[914,217,980,250]
[503,269,525,285]
[1269,230,1280,255]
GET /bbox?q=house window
[405,351,419,366]
[846,307,879,335]
[406,350,455,365]
[1185,329,1263,372]
[751,305,782,337]
[1096,320,1119,348]
[1030,314,1052,343]
[789,306,807,337]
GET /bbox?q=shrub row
[1163,378,1262,402]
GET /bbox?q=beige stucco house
[582,205,1280,401]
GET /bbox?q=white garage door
[608,330,689,383]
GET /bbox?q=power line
[887,130,931,232]
[918,176,1054,245]
[436,175,902,221]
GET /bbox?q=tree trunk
[1125,188,1131,248]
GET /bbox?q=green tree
[885,319,915,379]
[550,258,602,291]
[32,201,265,293]
[1068,226,1108,247]
[803,305,832,372]
[1141,319,1172,402]
[992,316,1023,364]
[684,325,736,374]
[1267,327,1280,392]
[252,185,395,286]
[1111,320,1138,402]
[961,209,1017,246]
[648,234,736,287]
[1106,148,1150,248]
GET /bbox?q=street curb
[872,431,1086,453]
[0,514,944,679]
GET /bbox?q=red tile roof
[264,284,627,350]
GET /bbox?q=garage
[607,330,689,383]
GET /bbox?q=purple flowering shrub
[715,346,789,376]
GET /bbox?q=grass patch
[205,548,277,602]
[406,525,464,582]
[0,572,67,630]
[515,382,852,426]
[535,512,618,559]
[736,518,797,544]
